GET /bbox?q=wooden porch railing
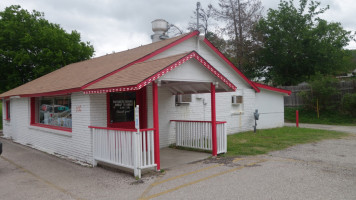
[89,126,156,178]
[171,120,227,154]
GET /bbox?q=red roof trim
[19,88,81,98]
[83,51,237,94]
[253,82,291,95]
[203,38,260,92]
[81,31,200,90]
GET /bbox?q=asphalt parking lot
[1,124,355,200]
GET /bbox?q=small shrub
[342,93,356,116]
[299,74,340,111]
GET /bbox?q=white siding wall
[1,93,95,164]
[255,89,285,129]
[147,85,257,148]
[145,37,259,147]
[89,93,107,127]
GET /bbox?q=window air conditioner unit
[232,95,243,104]
[176,94,192,104]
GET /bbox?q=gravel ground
[1,124,355,200]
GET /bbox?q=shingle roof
[85,53,189,91]
[0,31,199,98]
[83,51,237,94]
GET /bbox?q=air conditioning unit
[232,95,243,104]
[176,94,192,104]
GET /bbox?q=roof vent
[151,19,169,43]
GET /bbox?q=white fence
[172,120,227,154]
[89,126,156,178]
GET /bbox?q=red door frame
[152,82,160,171]
[106,87,147,129]
[211,83,217,156]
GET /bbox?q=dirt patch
[130,179,145,185]
[203,156,246,167]
[238,139,247,143]
[253,147,266,151]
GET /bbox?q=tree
[0,5,94,93]
[255,0,354,86]
[211,0,263,73]
[299,74,339,112]
[188,3,214,35]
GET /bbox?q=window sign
[110,92,136,123]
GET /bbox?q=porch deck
[160,148,210,169]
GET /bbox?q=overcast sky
[1,0,355,57]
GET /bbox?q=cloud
[1,0,355,57]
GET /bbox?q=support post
[211,83,217,156]
[296,110,299,128]
[152,82,160,170]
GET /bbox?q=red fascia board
[83,51,237,94]
[81,31,200,90]
[203,38,260,92]
[18,88,81,98]
[31,123,72,132]
[170,120,227,124]
[253,82,291,95]
[88,126,138,132]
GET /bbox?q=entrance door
[107,87,147,129]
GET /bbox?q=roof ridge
[136,52,191,64]
[81,31,199,90]
[54,32,193,68]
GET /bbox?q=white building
[1,20,290,177]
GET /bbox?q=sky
[1,0,355,57]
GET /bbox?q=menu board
[113,100,134,114]
[110,92,136,123]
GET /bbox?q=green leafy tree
[0,5,94,93]
[342,93,356,117]
[255,0,354,86]
[299,74,340,112]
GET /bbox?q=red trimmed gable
[81,31,199,90]
[203,38,260,92]
[253,82,291,95]
[83,51,237,94]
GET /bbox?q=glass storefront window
[37,95,71,128]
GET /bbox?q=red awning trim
[253,82,291,95]
[203,38,260,92]
[83,51,237,94]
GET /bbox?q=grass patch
[0,102,2,129]
[285,107,356,126]
[226,127,347,156]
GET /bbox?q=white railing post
[92,128,98,167]
[90,125,157,178]
[134,105,141,178]
[173,120,227,154]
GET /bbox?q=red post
[296,110,299,128]
[211,83,217,156]
[152,82,160,170]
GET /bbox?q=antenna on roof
[196,2,200,31]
